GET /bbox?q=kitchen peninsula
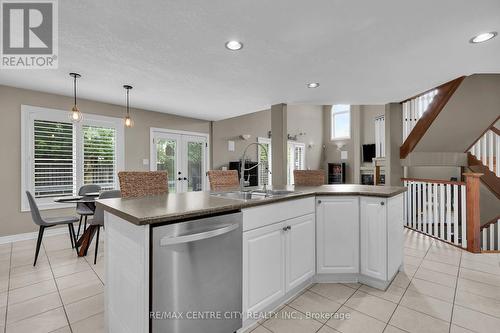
[98,185,406,333]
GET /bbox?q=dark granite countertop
[97,185,406,226]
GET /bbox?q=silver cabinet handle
[287,226,291,230]
[317,200,322,204]
[283,226,288,231]
[380,201,385,206]
[160,223,239,246]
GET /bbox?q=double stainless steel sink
[210,189,296,201]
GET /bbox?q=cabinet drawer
[242,197,315,231]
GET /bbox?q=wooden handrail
[400,77,465,103]
[464,115,500,152]
[480,215,500,230]
[401,177,465,186]
[400,76,466,159]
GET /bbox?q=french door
[150,129,208,193]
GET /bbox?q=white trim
[0,226,70,245]
[21,105,125,211]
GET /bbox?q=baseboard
[0,225,71,245]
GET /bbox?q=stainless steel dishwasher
[152,212,242,333]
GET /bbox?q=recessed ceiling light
[307,82,320,88]
[470,32,497,44]
[225,40,243,51]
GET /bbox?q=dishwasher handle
[159,222,239,246]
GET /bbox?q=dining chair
[76,184,101,238]
[293,170,326,186]
[25,191,79,266]
[118,171,169,198]
[207,170,240,191]
[88,190,121,264]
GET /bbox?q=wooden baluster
[464,172,483,253]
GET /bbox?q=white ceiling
[1,0,499,121]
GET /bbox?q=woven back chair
[207,170,240,191]
[118,171,169,198]
[293,170,325,186]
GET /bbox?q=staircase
[399,74,500,253]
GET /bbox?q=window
[257,137,272,186]
[22,105,124,210]
[374,116,385,158]
[287,141,306,185]
[331,104,351,140]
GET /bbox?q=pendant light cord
[73,75,77,106]
[126,88,130,116]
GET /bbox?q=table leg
[77,225,98,257]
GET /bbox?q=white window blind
[83,125,117,190]
[374,116,385,158]
[33,120,75,198]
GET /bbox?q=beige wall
[287,105,324,170]
[211,109,271,170]
[0,85,210,237]
[211,104,324,172]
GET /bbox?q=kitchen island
[98,185,406,333]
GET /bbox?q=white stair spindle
[433,183,438,237]
[446,184,452,241]
[461,184,467,248]
[482,228,487,251]
[440,184,445,239]
[477,139,481,161]
[453,184,459,245]
[489,131,494,172]
[423,183,428,233]
[482,136,487,165]
[497,220,500,251]
[496,134,499,176]
[490,223,495,251]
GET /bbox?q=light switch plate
[228,140,235,152]
[142,159,149,165]
[341,151,348,160]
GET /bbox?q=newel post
[463,172,483,253]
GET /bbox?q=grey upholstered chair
[88,190,121,264]
[76,184,101,238]
[26,191,79,266]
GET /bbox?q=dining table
[54,193,100,257]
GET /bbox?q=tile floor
[0,231,104,333]
[1,228,500,332]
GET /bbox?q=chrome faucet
[239,142,271,192]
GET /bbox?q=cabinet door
[285,214,315,291]
[243,222,286,316]
[360,197,387,280]
[316,197,359,274]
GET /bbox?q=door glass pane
[187,141,203,192]
[156,138,177,193]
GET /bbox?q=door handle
[282,226,288,231]
[317,200,322,204]
[380,201,385,206]
[177,177,182,181]
[287,225,291,230]
[160,223,239,246]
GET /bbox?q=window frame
[257,137,272,186]
[330,104,351,141]
[21,105,124,211]
[287,141,306,185]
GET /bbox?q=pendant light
[123,85,133,128]
[69,73,83,122]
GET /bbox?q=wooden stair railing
[467,153,500,200]
[401,173,483,253]
[400,76,466,159]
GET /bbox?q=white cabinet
[316,197,359,274]
[243,221,286,316]
[360,197,387,280]
[285,214,316,290]
[242,201,315,317]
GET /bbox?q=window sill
[330,137,351,141]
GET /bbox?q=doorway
[150,128,209,193]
